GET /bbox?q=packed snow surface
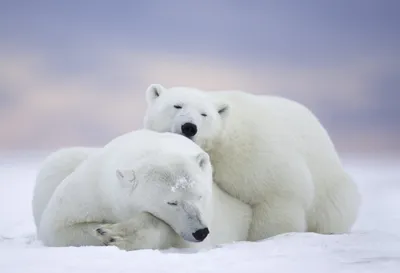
[1,153,399,273]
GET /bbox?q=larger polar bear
[32,129,251,250]
[143,84,361,241]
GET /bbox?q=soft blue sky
[0,1,399,151]
[1,1,398,61]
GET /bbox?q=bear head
[143,84,230,151]
[111,143,213,243]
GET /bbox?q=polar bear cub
[33,130,252,250]
[143,84,361,241]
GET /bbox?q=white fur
[32,130,251,250]
[143,84,361,241]
[32,146,100,229]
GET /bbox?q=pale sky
[0,1,399,152]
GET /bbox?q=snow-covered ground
[0,154,399,273]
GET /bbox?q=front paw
[92,222,154,251]
[92,213,173,251]
[94,224,125,247]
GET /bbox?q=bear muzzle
[181,123,197,138]
[192,227,210,242]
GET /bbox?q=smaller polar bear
[143,84,361,241]
[32,129,252,250]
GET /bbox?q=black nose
[192,227,209,242]
[181,123,197,138]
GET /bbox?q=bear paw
[94,224,128,248]
[92,213,173,251]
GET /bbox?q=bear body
[32,146,99,229]
[33,129,251,250]
[143,84,361,241]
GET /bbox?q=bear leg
[93,212,177,251]
[38,222,110,247]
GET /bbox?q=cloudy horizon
[1,1,399,153]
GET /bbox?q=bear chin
[185,135,195,141]
[176,132,196,142]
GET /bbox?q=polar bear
[33,129,252,250]
[143,84,361,241]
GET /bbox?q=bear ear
[145,84,165,104]
[215,102,230,119]
[116,169,138,190]
[195,152,210,171]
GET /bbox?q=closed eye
[167,201,178,206]
[201,113,207,117]
[174,105,182,109]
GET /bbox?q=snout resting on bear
[143,84,361,241]
[32,130,252,250]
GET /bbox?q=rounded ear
[215,101,230,119]
[145,84,165,104]
[195,152,211,171]
[116,169,138,190]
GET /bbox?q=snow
[1,154,400,273]
[171,176,194,192]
